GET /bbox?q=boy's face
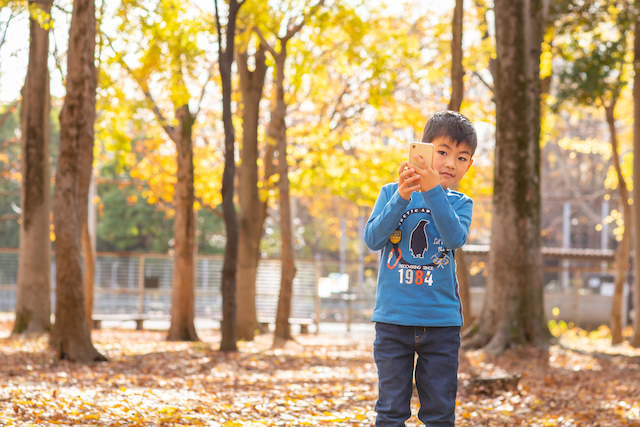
[431,136,474,189]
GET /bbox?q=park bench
[92,314,314,334]
[257,317,314,334]
[91,314,170,331]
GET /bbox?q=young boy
[364,110,477,426]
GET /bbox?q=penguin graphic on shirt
[409,219,429,259]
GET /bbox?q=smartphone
[408,141,434,168]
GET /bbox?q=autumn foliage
[1,321,639,426]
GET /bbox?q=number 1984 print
[398,267,433,286]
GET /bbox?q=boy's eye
[437,151,447,156]
[458,156,468,162]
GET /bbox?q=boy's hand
[411,154,440,193]
[398,161,420,200]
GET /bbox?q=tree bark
[447,0,472,330]
[216,0,244,352]
[605,101,630,345]
[632,3,640,347]
[448,0,464,113]
[236,44,268,341]
[13,0,52,336]
[463,0,549,354]
[271,47,297,348]
[167,105,199,342]
[51,0,106,363]
[77,4,98,333]
[456,249,473,329]
[82,221,94,331]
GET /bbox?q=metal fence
[0,249,318,322]
[0,246,629,330]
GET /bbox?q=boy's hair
[421,110,477,155]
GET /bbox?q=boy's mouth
[440,172,454,178]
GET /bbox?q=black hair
[421,110,477,155]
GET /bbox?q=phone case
[408,142,434,168]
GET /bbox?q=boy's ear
[465,159,474,172]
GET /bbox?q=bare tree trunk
[448,0,464,113]
[605,101,630,345]
[82,221,94,331]
[456,249,473,329]
[253,1,324,348]
[447,0,472,330]
[271,49,296,348]
[632,5,640,347]
[51,0,106,363]
[167,105,199,342]
[463,0,548,354]
[13,0,52,336]
[77,3,98,333]
[236,45,268,341]
[216,0,244,351]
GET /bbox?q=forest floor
[0,321,639,426]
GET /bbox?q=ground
[0,321,639,426]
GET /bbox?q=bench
[257,317,314,334]
[91,314,169,331]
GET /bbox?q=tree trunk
[456,249,473,329]
[216,0,243,351]
[448,0,464,113]
[82,221,94,331]
[13,0,52,336]
[51,0,106,363]
[605,101,630,345]
[447,0,472,330]
[272,49,297,348]
[236,45,268,341]
[167,105,199,342]
[77,4,98,333]
[463,0,549,354]
[632,4,640,347]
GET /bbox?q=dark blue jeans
[373,323,461,427]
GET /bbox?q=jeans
[373,323,461,427]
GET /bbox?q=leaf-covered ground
[1,321,639,426]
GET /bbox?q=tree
[111,0,215,342]
[553,1,632,344]
[448,0,464,113]
[236,30,269,341]
[633,0,640,348]
[12,0,52,336]
[446,0,474,332]
[51,0,106,362]
[255,0,325,348]
[463,0,550,353]
[215,0,245,352]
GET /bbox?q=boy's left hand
[410,154,440,192]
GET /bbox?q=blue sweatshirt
[364,183,473,327]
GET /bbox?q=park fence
[0,246,629,330]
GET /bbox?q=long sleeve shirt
[364,183,473,327]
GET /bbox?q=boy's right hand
[398,161,420,201]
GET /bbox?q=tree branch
[104,34,175,139]
[214,0,223,55]
[51,23,66,85]
[194,62,216,120]
[253,27,278,58]
[282,0,326,43]
[473,70,494,94]
[0,7,16,52]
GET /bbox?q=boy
[364,110,477,426]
